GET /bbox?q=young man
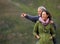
[21,6,56,44]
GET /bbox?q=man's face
[38,8,42,16]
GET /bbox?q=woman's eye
[42,14,45,15]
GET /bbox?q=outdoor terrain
[0,0,60,44]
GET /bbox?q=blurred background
[0,0,60,44]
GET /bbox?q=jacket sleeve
[50,24,56,38]
[25,14,38,23]
[51,18,56,30]
[52,23,56,30]
[33,21,39,36]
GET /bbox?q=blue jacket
[25,15,40,22]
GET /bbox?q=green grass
[0,0,60,44]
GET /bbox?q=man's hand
[21,13,27,17]
[49,36,53,40]
[35,35,40,39]
[50,20,54,24]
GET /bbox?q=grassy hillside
[0,0,60,44]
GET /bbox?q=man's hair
[38,6,47,11]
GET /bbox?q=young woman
[33,10,56,44]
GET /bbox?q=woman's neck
[39,17,50,25]
[42,17,48,21]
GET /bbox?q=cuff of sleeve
[25,14,29,18]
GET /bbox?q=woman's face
[42,11,48,20]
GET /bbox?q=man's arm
[50,20,56,44]
[25,15,38,23]
[21,13,39,23]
